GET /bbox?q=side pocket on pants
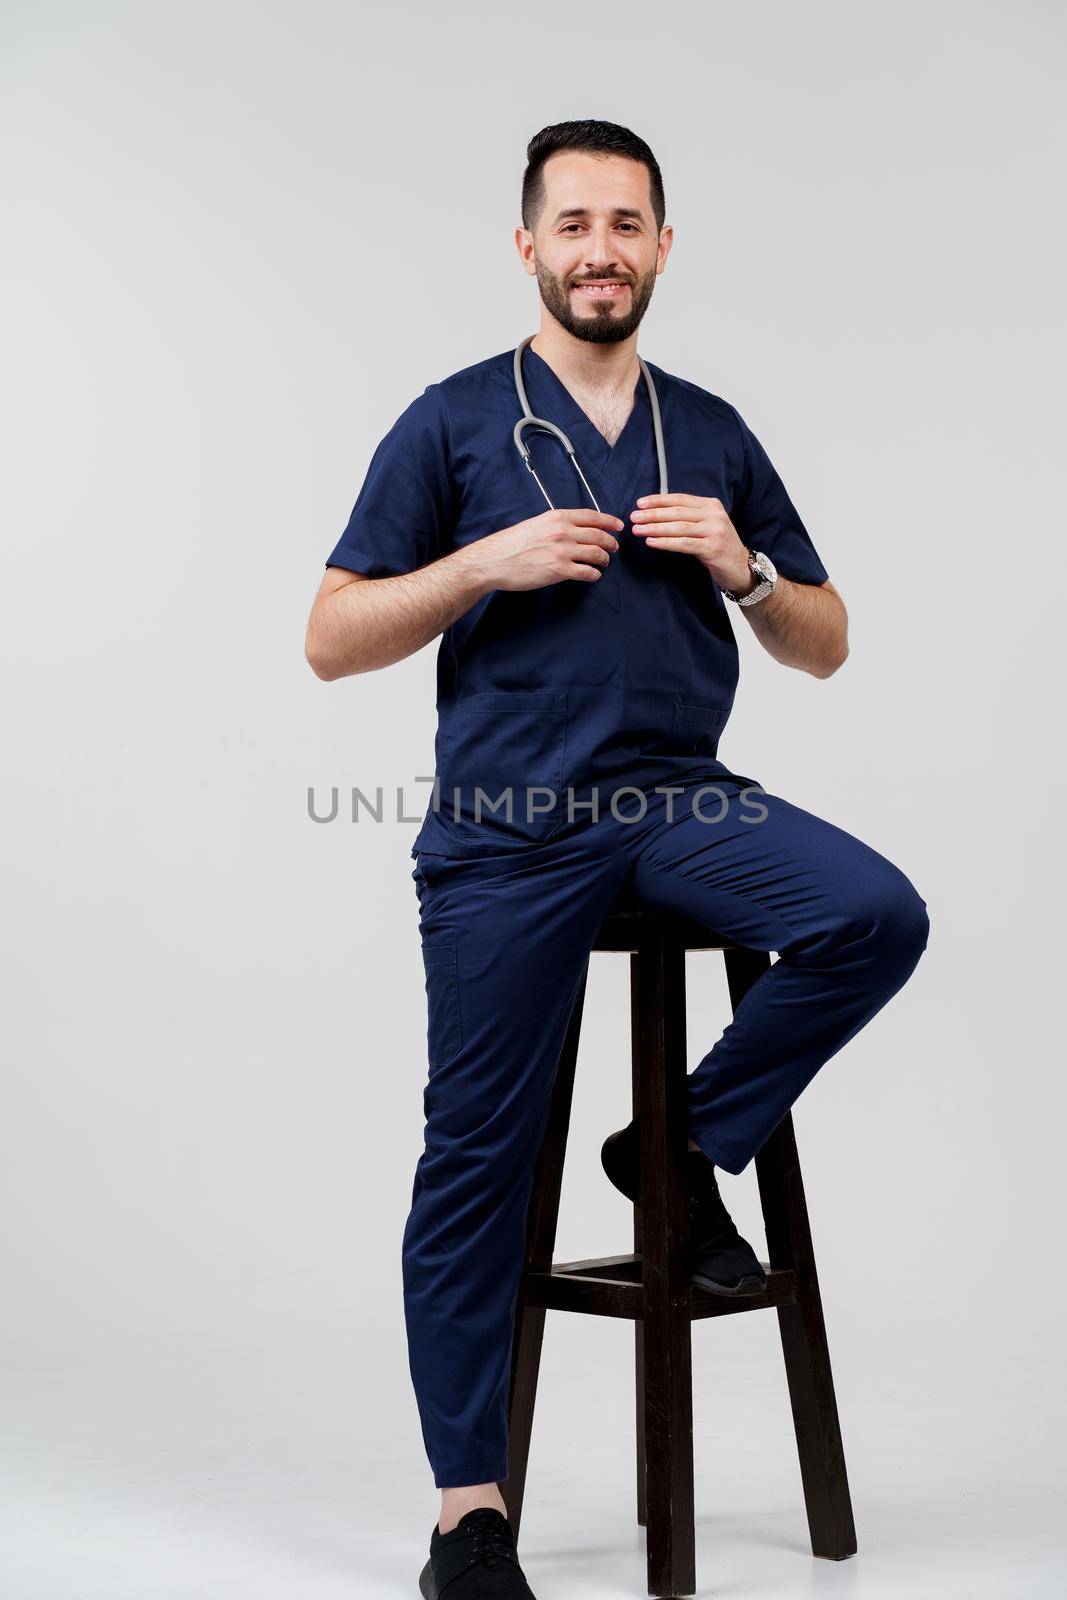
[422,940,463,1067]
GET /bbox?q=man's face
[519,151,672,345]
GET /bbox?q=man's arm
[629,493,847,679]
[305,550,492,680]
[305,508,624,680]
[736,575,848,679]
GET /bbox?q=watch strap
[722,548,777,606]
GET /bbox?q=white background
[3,2,1064,1596]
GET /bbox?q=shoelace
[688,1170,743,1248]
[459,1510,519,1573]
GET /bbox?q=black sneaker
[601,1113,767,1297]
[418,1506,538,1599]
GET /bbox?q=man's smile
[572,279,630,300]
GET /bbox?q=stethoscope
[511,332,669,514]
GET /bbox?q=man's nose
[584,225,621,266]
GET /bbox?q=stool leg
[637,928,696,1599]
[634,1322,647,1526]
[724,949,858,1562]
[502,964,589,1541]
[631,953,647,1528]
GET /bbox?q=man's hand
[629,493,750,592]
[305,507,624,680]
[470,508,624,592]
[629,492,848,678]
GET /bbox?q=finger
[632,521,699,536]
[568,510,625,529]
[635,493,701,509]
[573,528,620,550]
[631,507,703,524]
[566,560,603,580]
[642,535,703,551]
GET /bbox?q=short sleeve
[728,405,830,586]
[325,383,454,578]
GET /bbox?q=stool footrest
[524,1254,798,1321]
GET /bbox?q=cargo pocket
[671,701,729,758]
[422,939,462,1066]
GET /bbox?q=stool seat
[595,893,744,954]
[502,896,856,1598]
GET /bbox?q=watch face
[752,551,776,584]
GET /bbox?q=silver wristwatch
[721,548,778,607]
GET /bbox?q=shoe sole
[691,1269,767,1297]
[418,1556,436,1599]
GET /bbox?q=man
[306,120,929,1600]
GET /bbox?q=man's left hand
[630,494,752,594]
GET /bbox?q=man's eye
[561,222,639,234]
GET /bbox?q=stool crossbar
[501,893,857,1598]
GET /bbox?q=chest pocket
[671,701,729,758]
[436,689,568,842]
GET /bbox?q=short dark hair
[521,120,666,234]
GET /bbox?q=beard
[534,259,657,344]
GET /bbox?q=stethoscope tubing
[511,333,668,514]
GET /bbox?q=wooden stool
[502,892,857,1598]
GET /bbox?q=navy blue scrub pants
[403,778,929,1489]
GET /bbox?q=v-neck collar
[521,343,654,503]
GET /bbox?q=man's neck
[530,323,640,401]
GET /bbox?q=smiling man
[305,120,930,1599]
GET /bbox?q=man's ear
[514,226,537,276]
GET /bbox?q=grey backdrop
[3,3,1064,1596]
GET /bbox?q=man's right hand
[471,509,624,593]
[306,509,625,680]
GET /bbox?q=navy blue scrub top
[324,344,830,859]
